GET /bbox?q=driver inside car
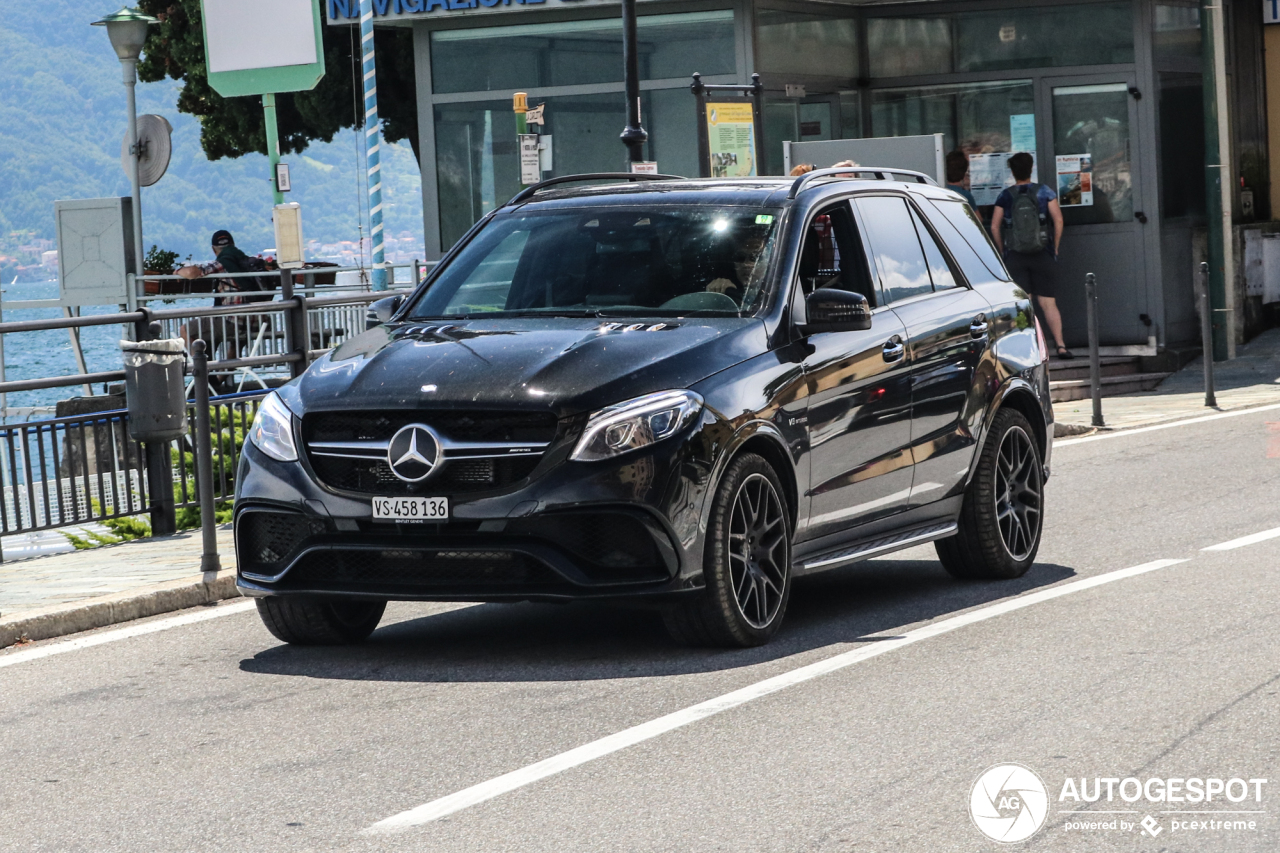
[708,229,768,301]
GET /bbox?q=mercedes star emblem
[386,424,441,483]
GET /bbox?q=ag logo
[969,763,1049,843]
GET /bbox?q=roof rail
[787,166,938,199]
[506,172,686,206]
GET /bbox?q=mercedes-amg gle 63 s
[235,168,1053,647]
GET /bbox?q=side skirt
[793,520,959,576]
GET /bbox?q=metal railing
[0,280,419,559]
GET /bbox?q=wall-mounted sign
[325,0,660,22]
[519,134,542,185]
[1266,0,1280,24]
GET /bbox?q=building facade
[337,0,1271,349]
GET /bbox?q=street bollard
[1085,273,1104,428]
[1197,261,1218,407]
[413,258,421,287]
[191,340,221,574]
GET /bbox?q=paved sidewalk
[0,525,239,647]
[1054,326,1280,432]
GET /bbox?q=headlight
[570,390,703,462]
[248,392,298,462]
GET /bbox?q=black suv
[235,168,1053,647]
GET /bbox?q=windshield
[409,206,781,319]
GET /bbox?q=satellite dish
[122,114,172,187]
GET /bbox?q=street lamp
[618,0,647,167]
[93,7,157,295]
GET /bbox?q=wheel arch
[712,421,800,535]
[989,380,1049,462]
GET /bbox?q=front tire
[255,597,386,645]
[663,453,792,647]
[936,408,1044,579]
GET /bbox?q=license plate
[372,496,449,522]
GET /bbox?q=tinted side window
[909,205,959,290]
[926,198,1010,281]
[854,196,933,303]
[797,202,879,307]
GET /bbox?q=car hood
[293,317,767,416]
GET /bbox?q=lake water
[0,280,148,417]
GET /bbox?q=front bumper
[233,421,715,602]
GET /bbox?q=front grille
[238,511,326,576]
[301,409,558,496]
[305,410,558,444]
[284,548,565,588]
[308,454,541,495]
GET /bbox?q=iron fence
[0,283,414,557]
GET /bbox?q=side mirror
[799,288,872,334]
[365,295,404,330]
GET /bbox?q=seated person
[706,230,769,302]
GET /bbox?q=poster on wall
[1055,154,1094,206]
[1009,114,1036,154]
[705,102,758,177]
[968,153,1039,206]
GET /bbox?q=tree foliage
[136,1,419,164]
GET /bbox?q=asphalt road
[2,407,1278,853]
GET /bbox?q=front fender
[969,370,1054,487]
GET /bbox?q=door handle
[970,314,989,338]
[1134,211,1148,224]
[882,336,905,363]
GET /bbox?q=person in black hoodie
[176,230,263,352]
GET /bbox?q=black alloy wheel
[936,408,1043,580]
[994,423,1042,561]
[663,453,792,647]
[729,472,789,629]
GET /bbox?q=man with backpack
[990,152,1072,359]
[175,229,275,351]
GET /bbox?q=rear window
[410,206,781,319]
[924,199,1010,282]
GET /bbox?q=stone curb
[0,571,243,649]
[1055,395,1280,437]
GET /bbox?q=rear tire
[662,453,792,647]
[936,408,1044,580]
[255,597,386,645]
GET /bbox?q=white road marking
[0,599,257,670]
[1054,402,1280,448]
[366,558,1188,834]
[1202,526,1280,551]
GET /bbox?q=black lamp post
[619,0,647,167]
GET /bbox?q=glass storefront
[435,90,698,247]
[404,0,1235,348]
[871,80,1035,158]
[430,11,735,94]
[867,2,1135,77]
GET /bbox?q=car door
[853,194,993,510]
[797,200,915,543]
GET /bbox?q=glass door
[1039,76,1147,346]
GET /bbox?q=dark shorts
[1004,250,1059,300]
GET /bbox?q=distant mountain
[0,0,424,277]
